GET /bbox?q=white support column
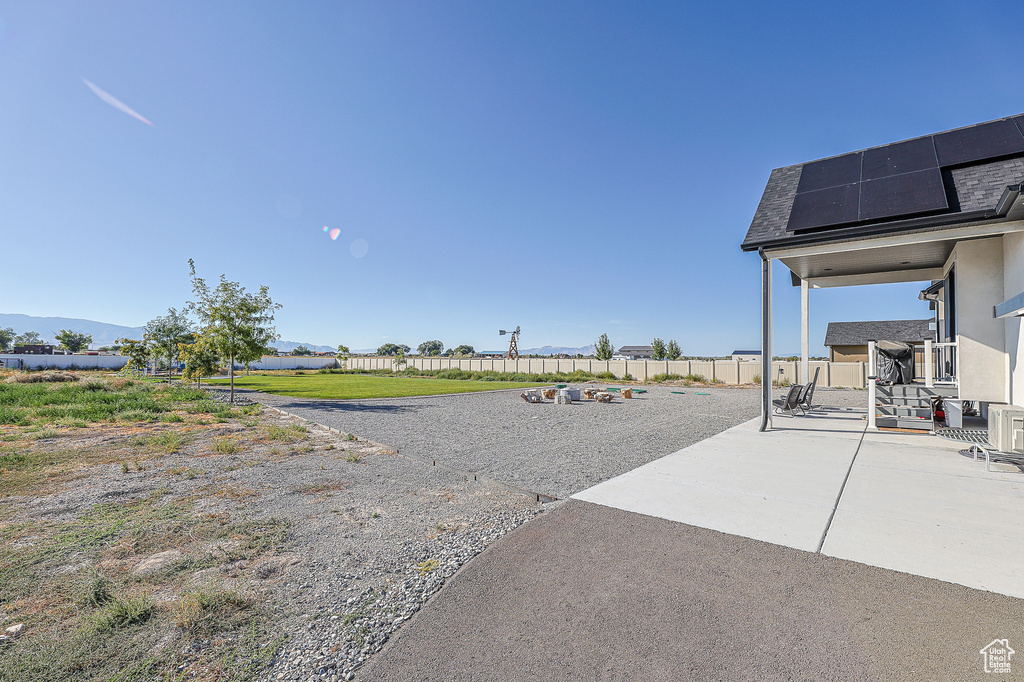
[867,340,877,430]
[800,278,809,385]
[924,339,934,388]
[761,255,774,431]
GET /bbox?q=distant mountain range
[0,313,334,353]
[1,313,595,356]
[520,345,596,356]
[0,314,144,347]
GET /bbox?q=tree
[336,344,350,356]
[594,333,614,360]
[179,334,221,387]
[187,259,281,404]
[292,345,313,356]
[651,338,667,361]
[117,337,151,371]
[144,308,193,381]
[452,344,475,357]
[14,331,43,347]
[417,340,444,357]
[376,343,409,356]
[393,347,407,372]
[55,329,93,354]
[666,339,681,360]
[0,327,15,352]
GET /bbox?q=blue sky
[2,1,1021,355]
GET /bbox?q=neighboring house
[11,344,56,355]
[731,350,761,362]
[614,345,654,360]
[743,112,1024,426]
[824,320,934,362]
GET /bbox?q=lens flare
[329,228,341,240]
[350,238,369,258]
[82,78,153,126]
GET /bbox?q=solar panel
[796,152,861,193]
[933,119,1024,166]
[787,183,861,231]
[859,168,947,222]
[861,137,938,180]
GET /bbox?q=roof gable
[824,319,934,347]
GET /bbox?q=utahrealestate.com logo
[980,639,1014,674]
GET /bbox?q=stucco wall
[951,237,1006,403]
[1004,232,1024,406]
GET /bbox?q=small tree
[55,329,93,354]
[117,338,151,372]
[376,343,409,356]
[651,338,667,361]
[187,259,281,404]
[179,334,220,387]
[144,308,193,381]
[452,344,475,357]
[417,340,444,357]
[393,347,407,372]
[0,327,16,352]
[594,333,614,361]
[292,345,313,356]
[14,331,43,347]
[666,339,681,360]
[336,344,350,356]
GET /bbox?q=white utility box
[988,404,1024,453]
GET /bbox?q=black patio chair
[798,367,820,411]
[772,383,806,416]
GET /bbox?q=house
[11,344,57,355]
[614,345,654,360]
[743,112,1024,429]
[731,350,761,362]
[823,320,934,362]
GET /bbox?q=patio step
[876,416,933,430]
[875,405,933,418]
[875,384,958,399]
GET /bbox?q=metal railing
[924,338,958,388]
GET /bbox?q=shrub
[213,437,240,454]
[4,371,79,384]
[683,373,705,383]
[752,374,761,385]
[649,373,683,383]
[90,595,154,631]
[595,371,616,380]
[621,373,634,381]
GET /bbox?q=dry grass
[0,384,295,680]
[3,370,79,384]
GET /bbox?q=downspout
[760,248,771,432]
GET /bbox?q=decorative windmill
[499,326,521,360]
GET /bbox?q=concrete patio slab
[573,413,865,552]
[822,427,1024,598]
[574,407,1024,598]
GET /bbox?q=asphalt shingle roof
[742,115,1024,251]
[824,319,935,347]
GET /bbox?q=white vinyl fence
[0,354,131,370]
[344,357,868,388]
[0,354,341,372]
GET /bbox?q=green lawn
[206,373,545,400]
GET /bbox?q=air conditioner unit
[988,404,1024,453]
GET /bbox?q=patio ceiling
[779,238,955,287]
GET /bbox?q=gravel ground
[223,384,868,500]
[2,402,543,682]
